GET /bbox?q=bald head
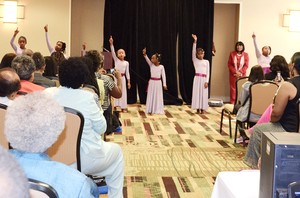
[0,68,21,97]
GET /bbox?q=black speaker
[260,132,300,198]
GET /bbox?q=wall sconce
[283,10,300,32]
[0,1,25,23]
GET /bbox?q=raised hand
[109,36,113,45]
[13,28,19,36]
[44,24,48,32]
[142,48,147,56]
[192,34,197,42]
[252,32,256,38]
[82,42,86,50]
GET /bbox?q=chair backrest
[248,80,279,120]
[235,77,249,105]
[288,181,300,198]
[48,107,84,171]
[0,104,9,149]
[29,178,58,198]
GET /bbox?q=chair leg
[220,109,225,133]
[228,113,232,138]
[234,121,238,143]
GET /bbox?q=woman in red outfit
[228,41,249,104]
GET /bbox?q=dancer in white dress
[142,48,167,114]
[191,34,210,113]
[10,28,27,56]
[109,36,131,112]
[252,32,272,74]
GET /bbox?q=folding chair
[234,80,279,142]
[29,178,58,198]
[48,107,84,171]
[0,104,9,149]
[220,76,248,138]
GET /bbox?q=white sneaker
[236,136,244,143]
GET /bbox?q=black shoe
[238,127,249,141]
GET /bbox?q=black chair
[220,76,248,138]
[29,178,58,198]
[288,181,300,198]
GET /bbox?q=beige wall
[70,0,104,56]
[212,0,300,102]
[0,0,70,57]
[211,4,239,101]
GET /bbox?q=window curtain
[103,0,214,105]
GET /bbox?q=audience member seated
[5,92,99,198]
[236,65,264,142]
[0,53,16,69]
[32,52,56,88]
[85,50,122,134]
[0,67,21,106]
[0,146,30,198]
[11,55,45,95]
[43,57,124,198]
[43,56,58,79]
[247,52,298,135]
[244,57,300,168]
[265,55,290,81]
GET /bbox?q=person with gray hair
[0,67,21,106]
[32,52,56,87]
[11,55,45,94]
[0,146,30,198]
[5,92,99,197]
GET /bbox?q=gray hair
[0,146,29,198]
[5,92,66,152]
[11,55,36,80]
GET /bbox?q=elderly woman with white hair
[5,92,99,198]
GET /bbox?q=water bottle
[276,71,282,82]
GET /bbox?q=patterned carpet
[105,104,250,198]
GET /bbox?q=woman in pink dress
[142,48,167,114]
[191,34,210,114]
[109,36,131,112]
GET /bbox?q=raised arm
[142,48,152,66]
[252,33,261,59]
[10,28,19,52]
[191,34,197,61]
[109,36,118,62]
[44,25,55,54]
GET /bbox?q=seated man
[0,67,21,105]
[32,52,56,88]
[5,92,99,198]
[0,146,29,198]
[11,55,45,94]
